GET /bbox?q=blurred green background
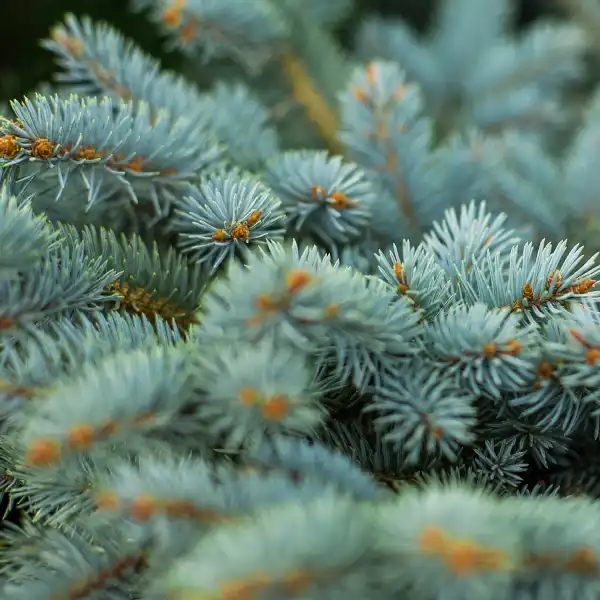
[0,0,556,103]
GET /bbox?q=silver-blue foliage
[2,1,600,598]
